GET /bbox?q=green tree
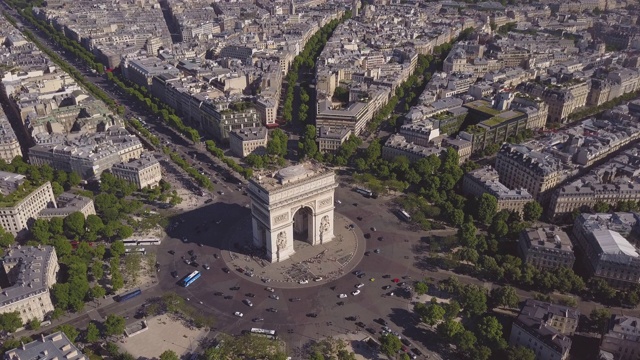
[590,308,611,334]
[0,226,15,248]
[49,217,64,235]
[476,316,507,350]
[110,240,125,257]
[415,302,445,326]
[0,312,23,332]
[455,330,477,353]
[63,212,86,239]
[89,285,106,300]
[159,350,179,360]
[27,318,41,330]
[86,322,101,343]
[56,324,80,342]
[523,201,543,221]
[505,346,536,360]
[103,314,126,336]
[476,194,498,224]
[443,300,461,320]
[593,201,610,213]
[379,333,402,358]
[30,218,51,243]
[414,281,429,295]
[68,172,82,187]
[458,285,488,317]
[437,319,464,341]
[490,285,519,309]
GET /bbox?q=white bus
[250,328,277,339]
[124,239,161,246]
[125,247,146,255]
[398,209,411,222]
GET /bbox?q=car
[398,282,407,287]
[382,274,391,278]
[370,278,375,282]
[336,200,342,204]
[168,250,175,255]
[356,283,364,288]
[203,264,210,270]
[382,285,392,290]
[314,277,323,282]
[364,251,371,256]
[171,271,178,278]
[223,295,233,300]
[351,290,361,296]
[290,298,302,302]
[246,293,256,298]
[401,338,412,346]
[182,238,189,243]
[204,199,213,204]
[299,279,309,284]
[371,227,377,231]
[358,273,366,278]
[252,318,264,322]
[234,311,243,317]
[267,308,278,313]
[382,326,391,333]
[184,259,192,265]
[355,321,366,328]
[218,191,225,195]
[269,294,280,300]
[222,267,230,273]
[354,271,363,276]
[306,313,318,318]
[198,243,204,247]
[213,253,219,259]
[374,248,381,253]
[339,294,348,298]
[213,292,223,296]
[265,287,275,292]
[376,318,388,326]
[411,348,423,356]
[357,216,363,221]
[244,299,253,307]
[230,286,240,291]
[337,301,345,306]
[188,250,195,256]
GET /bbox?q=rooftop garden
[465,101,501,116]
[0,181,42,208]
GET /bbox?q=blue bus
[116,289,141,302]
[181,271,201,287]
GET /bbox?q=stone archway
[248,163,338,262]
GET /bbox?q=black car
[171,271,178,278]
[222,267,230,273]
[188,250,195,256]
[375,318,388,326]
[246,293,256,298]
[267,308,278,312]
[411,348,423,356]
[168,250,175,255]
[346,316,357,321]
[204,199,213,204]
[358,273,366,278]
[213,292,223,296]
[290,298,302,302]
[364,251,371,256]
[230,286,240,291]
[355,321,366,328]
[223,295,233,300]
[401,338,411,346]
[382,285,392,290]
[306,313,318,318]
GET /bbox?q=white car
[299,279,309,284]
[265,287,275,292]
[234,311,243,317]
[356,283,365,288]
[314,277,323,282]
[351,290,361,296]
[339,293,348,299]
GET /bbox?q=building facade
[462,166,533,215]
[0,246,59,323]
[229,127,269,158]
[317,126,351,153]
[4,331,87,360]
[600,315,640,360]
[518,227,576,270]
[111,155,162,189]
[0,182,56,236]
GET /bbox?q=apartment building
[462,166,533,215]
[495,143,571,201]
[110,155,162,190]
[4,331,87,360]
[549,147,640,220]
[317,126,351,153]
[316,100,372,136]
[518,81,590,123]
[518,227,576,271]
[254,98,278,126]
[0,109,22,163]
[38,193,96,219]
[509,299,576,360]
[229,127,268,158]
[600,315,640,360]
[0,245,59,323]
[0,182,56,236]
[573,213,640,289]
[382,134,444,163]
[28,128,144,179]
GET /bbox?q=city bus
[250,328,278,339]
[124,247,146,255]
[398,209,411,222]
[181,271,201,287]
[116,289,141,302]
[355,187,373,198]
[124,239,161,246]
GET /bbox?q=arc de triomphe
[247,162,338,262]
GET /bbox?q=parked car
[339,294,348,299]
[234,311,243,317]
[351,290,361,296]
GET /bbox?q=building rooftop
[317,126,350,140]
[591,229,639,258]
[4,332,86,360]
[39,193,92,218]
[515,299,576,354]
[0,245,56,307]
[112,154,159,172]
[522,226,574,253]
[229,126,268,141]
[251,161,334,191]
